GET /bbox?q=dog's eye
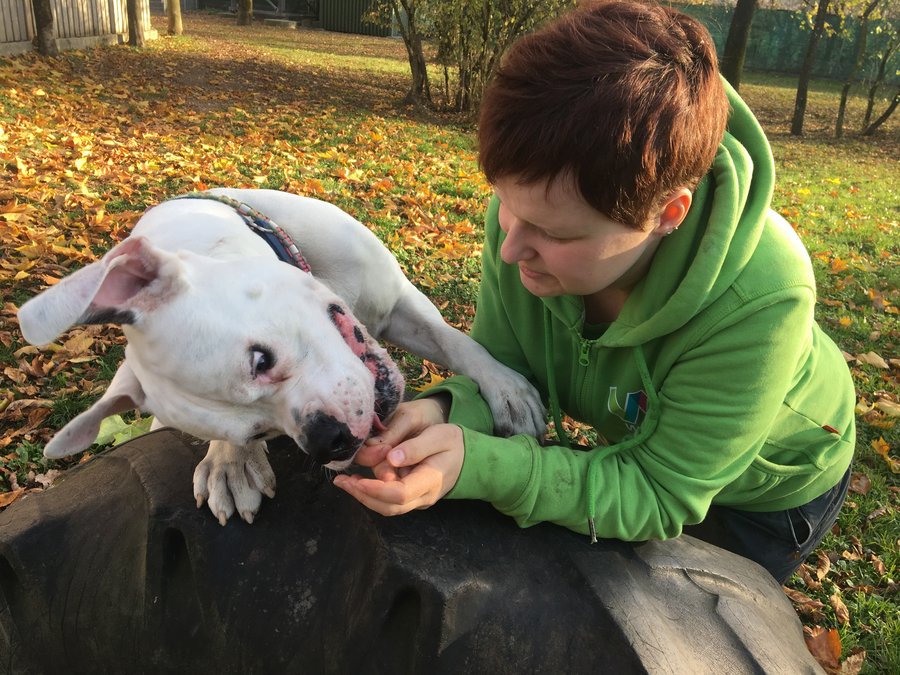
[250,345,275,378]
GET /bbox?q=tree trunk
[237,0,253,26]
[32,0,59,57]
[863,36,897,127]
[721,0,758,91]
[790,0,831,136]
[168,0,184,36]
[393,0,431,106]
[835,0,880,138]
[863,89,899,135]
[127,0,147,48]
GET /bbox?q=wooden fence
[0,0,154,56]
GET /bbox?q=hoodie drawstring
[543,307,662,543]
[543,305,572,450]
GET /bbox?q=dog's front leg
[193,439,276,525]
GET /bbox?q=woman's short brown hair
[478,0,729,227]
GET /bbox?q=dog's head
[17,236,404,468]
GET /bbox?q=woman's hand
[333,423,464,516]
[367,396,450,448]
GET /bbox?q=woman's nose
[500,217,532,264]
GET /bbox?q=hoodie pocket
[756,403,850,477]
[718,405,852,505]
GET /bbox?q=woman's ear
[653,188,693,236]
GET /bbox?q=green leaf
[94,415,153,447]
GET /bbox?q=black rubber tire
[0,429,822,674]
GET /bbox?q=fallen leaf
[866,505,890,521]
[816,550,832,581]
[839,649,866,675]
[830,592,850,625]
[62,330,95,355]
[804,626,841,672]
[33,469,60,488]
[871,437,890,456]
[0,488,25,509]
[855,351,889,369]
[874,399,900,417]
[784,586,827,622]
[848,472,871,495]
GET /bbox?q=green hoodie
[425,84,855,541]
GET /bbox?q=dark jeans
[682,466,852,584]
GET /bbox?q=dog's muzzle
[327,302,403,428]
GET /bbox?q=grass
[0,11,898,672]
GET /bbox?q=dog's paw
[193,440,276,525]
[477,367,547,439]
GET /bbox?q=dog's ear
[18,236,185,346]
[44,361,146,458]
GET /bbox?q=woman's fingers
[333,471,437,515]
[334,425,464,516]
[387,425,463,468]
[365,399,447,448]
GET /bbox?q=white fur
[17,189,546,524]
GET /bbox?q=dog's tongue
[371,414,388,434]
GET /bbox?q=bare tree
[791,0,832,136]
[863,25,898,126]
[721,0,759,91]
[835,0,881,137]
[32,0,59,56]
[863,88,899,134]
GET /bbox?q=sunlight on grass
[0,13,897,673]
[263,45,410,76]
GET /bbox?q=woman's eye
[250,346,275,378]
[537,228,567,242]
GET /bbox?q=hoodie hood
[542,79,776,348]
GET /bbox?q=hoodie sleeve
[446,289,828,541]
[417,195,542,435]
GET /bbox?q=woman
[333,0,855,583]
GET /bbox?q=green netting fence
[674,3,899,85]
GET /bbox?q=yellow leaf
[838,316,852,327]
[62,331,94,355]
[15,156,32,177]
[871,437,890,456]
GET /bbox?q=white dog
[17,189,545,525]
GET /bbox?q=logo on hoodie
[608,387,647,431]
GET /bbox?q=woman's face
[495,176,669,300]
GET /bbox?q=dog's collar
[175,193,312,273]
